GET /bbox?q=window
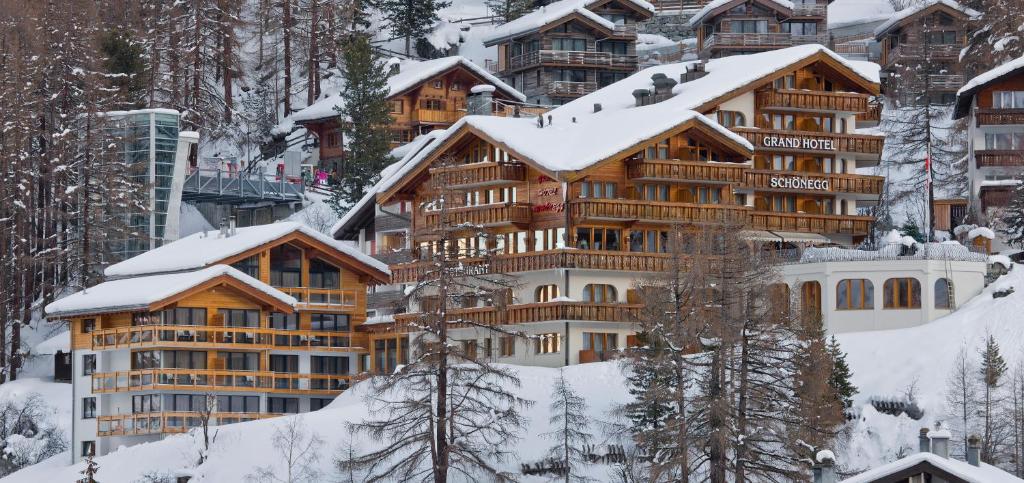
[496,231,529,254]
[692,186,721,204]
[598,40,628,54]
[82,318,95,334]
[533,228,566,251]
[732,19,768,33]
[270,354,298,373]
[993,91,1024,109]
[132,394,162,413]
[310,398,333,411]
[161,307,207,326]
[772,155,796,171]
[160,350,207,369]
[536,284,560,302]
[926,31,957,45]
[984,132,1024,150]
[580,181,617,198]
[270,244,303,287]
[771,114,795,130]
[374,337,406,374]
[499,336,515,357]
[935,278,953,309]
[312,356,348,374]
[770,195,797,212]
[219,351,258,371]
[390,100,403,114]
[575,227,621,250]
[883,278,921,309]
[629,230,669,253]
[218,309,258,328]
[460,340,478,359]
[782,21,817,35]
[231,255,260,278]
[422,98,445,110]
[642,184,670,201]
[163,394,209,412]
[268,397,299,414]
[216,395,259,413]
[552,68,587,83]
[773,74,796,90]
[598,71,627,87]
[645,138,670,159]
[269,312,298,330]
[582,332,617,354]
[83,354,96,376]
[82,397,96,419]
[552,37,586,51]
[309,259,341,289]
[451,81,461,91]
[717,110,746,127]
[82,441,95,457]
[432,79,443,89]
[583,284,618,303]
[311,313,349,331]
[535,333,562,354]
[836,279,874,310]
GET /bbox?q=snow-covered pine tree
[543,369,593,483]
[331,34,393,211]
[376,0,452,55]
[998,181,1024,248]
[827,336,858,409]
[486,0,534,22]
[979,334,1010,463]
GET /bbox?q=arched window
[535,285,560,303]
[836,279,874,310]
[883,278,921,309]
[935,278,953,309]
[583,284,617,303]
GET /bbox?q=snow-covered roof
[289,56,524,124]
[375,45,879,201]
[828,0,894,29]
[106,221,389,278]
[482,0,655,45]
[841,452,1024,483]
[33,331,69,355]
[873,0,979,37]
[45,265,296,318]
[968,226,995,240]
[955,55,1024,118]
[689,0,793,27]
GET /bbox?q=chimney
[918,428,931,453]
[229,215,237,236]
[593,103,602,113]
[219,217,228,238]
[929,426,951,459]
[467,85,496,116]
[681,61,708,83]
[812,450,837,483]
[387,57,401,76]
[967,435,981,466]
[632,88,651,107]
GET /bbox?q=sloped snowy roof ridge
[690,0,794,27]
[873,0,980,37]
[841,451,1024,483]
[482,0,655,45]
[45,265,297,317]
[106,221,389,278]
[955,55,1024,118]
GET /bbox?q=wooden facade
[692,0,828,59]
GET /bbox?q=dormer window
[451,82,461,91]
[432,79,443,89]
[717,110,745,128]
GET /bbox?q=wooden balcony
[413,109,462,124]
[92,369,353,395]
[887,44,959,63]
[792,3,827,16]
[976,150,1024,168]
[857,102,883,123]
[928,74,964,90]
[732,128,884,156]
[390,249,679,283]
[748,211,874,235]
[755,89,870,113]
[705,33,828,50]
[548,81,598,97]
[98,412,281,437]
[278,287,358,309]
[422,202,532,229]
[90,325,364,351]
[571,199,748,224]
[429,162,526,188]
[394,301,643,326]
[975,109,1024,126]
[507,50,637,71]
[626,159,748,184]
[743,170,884,195]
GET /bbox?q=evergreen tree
[486,0,533,22]
[99,29,147,108]
[543,369,593,483]
[80,451,99,483]
[827,336,858,409]
[376,0,452,55]
[331,34,393,213]
[900,220,926,243]
[999,181,1024,248]
[979,334,1009,463]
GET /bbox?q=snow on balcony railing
[797,242,988,264]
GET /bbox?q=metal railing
[90,325,362,351]
[182,168,305,203]
[92,368,353,395]
[507,50,637,71]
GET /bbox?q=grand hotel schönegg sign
[761,135,837,151]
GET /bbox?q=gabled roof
[482,0,655,46]
[689,0,794,27]
[841,452,1024,483]
[290,56,525,124]
[954,55,1024,119]
[45,265,297,318]
[873,0,979,38]
[106,221,390,281]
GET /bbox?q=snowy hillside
[8,266,1024,481]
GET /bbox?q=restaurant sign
[762,135,836,151]
[769,176,830,191]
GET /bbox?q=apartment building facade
[483,0,655,105]
[689,0,828,60]
[46,222,389,462]
[348,45,885,370]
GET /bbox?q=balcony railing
[733,128,884,156]
[975,109,1024,126]
[429,162,526,188]
[792,4,827,16]
[748,211,874,235]
[613,24,639,36]
[548,81,598,97]
[976,150,1024,168]
[626,159,748,183]
[857,101,883,123]
[97,412,281,437]
[394,301,643,326]
[507,50,637,71]
[571,199,748,224]
[421,202,532,229]
[413,109,463,124]
[277,287,358,308]
[705,33,828,50]
[888,43,959,61]
[90,325,362,351]
[744,170,885,195]
[92,369,353,395]
[927,74,964,90]
[755,89,870,113]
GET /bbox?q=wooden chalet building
[288,56,525,173]
[46,222,389,461]
[689,0,829,60]
[482,0,655,105]
[874,0,978,105]
[342,45,885,369]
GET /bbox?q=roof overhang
[954,62,1024,119]
[874,2,975,39]
[691,0,792,27]
[217,231,391,284]
[484,10,614,47]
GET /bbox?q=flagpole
[927,143,934,244]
